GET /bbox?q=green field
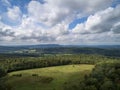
[7,64,94,90]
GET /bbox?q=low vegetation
[6,64,94,90]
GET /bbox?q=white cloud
[1,0,11,7]
[0,0,120,45]
[27,0,113,27]
[7,6,21,21]
[111,22,120,33]
[0,21,14,42]
[73,5,120,34]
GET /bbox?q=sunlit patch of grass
[7,64,94,90]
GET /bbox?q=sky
[0,0,120,45]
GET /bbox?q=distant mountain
[0,44,61,53]
[26,44,61,48]
[0,44,120,57]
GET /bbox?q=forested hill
[0,45,120,57]
[0,44,60,53]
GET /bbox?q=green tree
[100,80,115,90]
[0,68,7,90]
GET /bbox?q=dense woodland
[65,61,120,90]
[0,48,120,90]
[0,54,119,72]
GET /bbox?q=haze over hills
[1,44,120,48]
[0,44,120,57]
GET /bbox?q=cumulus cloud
[112,22,120,33]
[27,0,113,26]
[1,6,22,26]
[0,22,14,42]
[1,0,11,7]
[0,0,120,45]
[7,6,22,21]
[73,5,120,34]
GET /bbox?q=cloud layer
[0,0,120,45]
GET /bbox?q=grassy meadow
[6,64,94,90]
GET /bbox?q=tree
[100,80,116,90]
[0,68,6,78]
[0,68,7,90]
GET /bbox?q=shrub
[32,74,38,76]
[39,76,53,83]
[12,74,22,77]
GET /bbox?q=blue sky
[0,0,120,45]
[69,17,88,29]
[111,0,120,7]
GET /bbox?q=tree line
[0,54,119,72]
